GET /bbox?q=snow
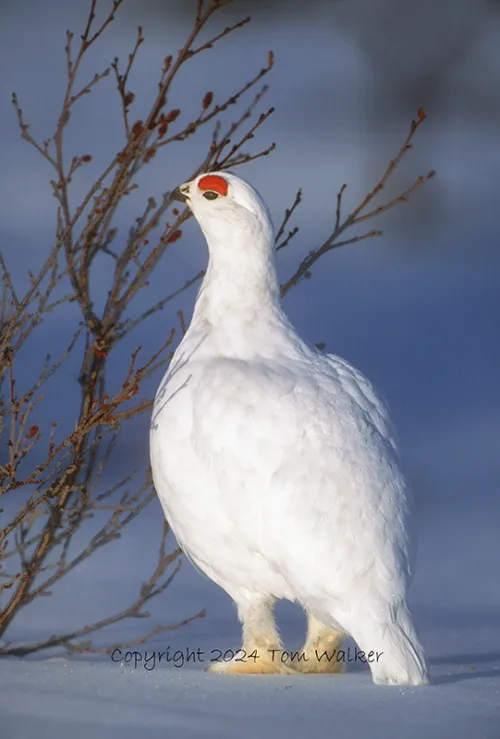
[0,656,498,739]
[1,499,499,738]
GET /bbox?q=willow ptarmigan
[150,172,429,686]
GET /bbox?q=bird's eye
[202,191,219,201]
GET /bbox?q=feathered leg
[207,595,297,675]
[291,611,345,674]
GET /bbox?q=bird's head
[172,172,274,253]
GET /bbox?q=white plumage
[150,172,428,685]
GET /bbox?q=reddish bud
[158,122,168,138]
[81,154,92,163]
[202,91,213,110]
[163,55,172,73]
[131,120,144,138]
[143,147,157,163]
[166,229,182,244]
[165,108,181,124]
[26,425,39,440]
[268,50,274,67]
[124,91,135,107]
[417,106,426,122]
[172,207,179,216]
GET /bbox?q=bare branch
[275,189,302,251]
[281,109,435,297]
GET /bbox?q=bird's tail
[373,603,429,686]
[340,600,429,686]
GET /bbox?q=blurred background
[0,0,499,657]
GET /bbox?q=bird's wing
[324,352,400,456]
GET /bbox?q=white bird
[150,172,429,686]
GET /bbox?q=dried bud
[26,425,39,440]
[202,91,213,110]
[81,154,92,163]
[131,120,144,138]
[165,108,181,124]
[158,122,168,138]
[163,55,172,73]
[268,50,274,67]
[143,147,157,163]
[124,91,135,107]
[172,207,179,216]
[166,229,182,244]
[417,106,426,122]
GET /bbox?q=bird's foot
[291,630,345,674]
[207,647,298,676]
[291,650,345,674]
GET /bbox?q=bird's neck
[191,229,282,327]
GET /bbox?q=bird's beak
[171,181,191,204]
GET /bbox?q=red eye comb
[198,174,228,196]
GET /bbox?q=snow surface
[0,654,498,739]
[1,499,499,738]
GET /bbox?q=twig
[275,189,302,251]
[281,109,435,296]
